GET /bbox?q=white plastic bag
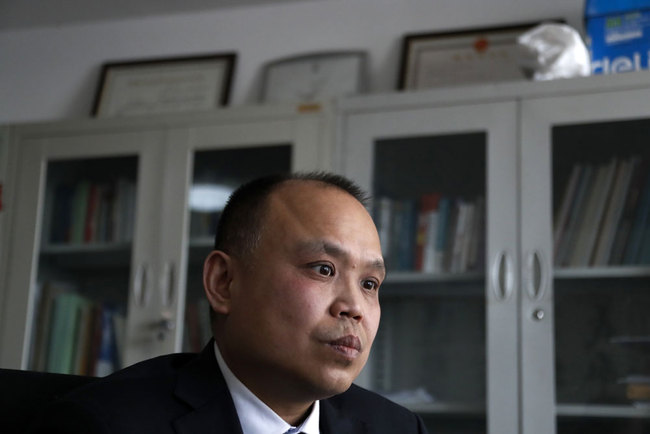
[517,23,591,80]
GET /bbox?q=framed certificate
[260,51,367,103]
[398,22,545,90]
[92,53,236,117]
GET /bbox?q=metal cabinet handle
[133,263,151,308]
[159,261,176,308]
[491,251,514,301]
[525,250,547,300]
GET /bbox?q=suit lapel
[171,341,366,434]
[172,341,244,434]
[319,397,367,434]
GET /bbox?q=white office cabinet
[0,105,329,374]
[3,72,650,434]
[521,86,650,434]
[337,72,650,434]
[338,97,519,434]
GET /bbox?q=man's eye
[313,264,334,276]
[362,280,379,291]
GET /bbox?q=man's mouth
[327,335,362,359]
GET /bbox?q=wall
[0,0,586,124]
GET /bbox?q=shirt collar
[214,342,320,434]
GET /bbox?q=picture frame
[92,53,236,117]
[260,51,367,104]
[398,22,546,90]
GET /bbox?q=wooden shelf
[385,271,484,284]
[554,266,650,279]
[557,404,650,419]
[41,242,131,254]
[380,271,484,297]
[39,242,132,268]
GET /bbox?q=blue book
[435,197,452,272]
[95,306,118,377]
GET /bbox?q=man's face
[219,181,385,403]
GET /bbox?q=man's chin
[311,371,357,398]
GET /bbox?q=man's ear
[203,250,234,315]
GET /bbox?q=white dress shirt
[214,342,320,434]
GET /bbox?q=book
[570,159,617,267]
[422,211,440,273]
[393,199,418,271]
[592,158,636,265]
[374,197,393,259]
[29,281,73,371]
[556,165,595,267]
[435,197,453,272]
[415,193,441,271]
[449,200,467,273]
[72,300,95,375]
[86,305,104,377]
[70,181,91,244]
[112,311,126,369]
[610,159,648,264]
[553,164,583,261]
[84,183,100,242]
[467,197,486,271]
[95,307,118,377]
[460,201,477,272]
[46,292,83,374]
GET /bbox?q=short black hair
[213,171,369,259]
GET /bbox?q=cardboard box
[586,0,650,74]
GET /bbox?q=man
[28,172,428,433]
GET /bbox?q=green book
[46,292,83,374]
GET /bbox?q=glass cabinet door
[155,114,327,356]
[340,101,518,434]
[522,88,650,434]
[0,130,164,374]
[182,145,292,353]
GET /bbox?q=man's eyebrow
[296,240,386,275]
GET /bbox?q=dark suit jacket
[27,341,428,433]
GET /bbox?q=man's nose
[329,278,364,322]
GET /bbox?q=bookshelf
[521,82,650,434]
[0,104,329,374]
[340,97,515,434]
[24,155,140,376]
[340,72,650,434]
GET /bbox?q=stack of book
[373,194,485,273]
[30,281,125,377]
[183,299,212,353]
[46,178,136,245]
[554,156,650,267]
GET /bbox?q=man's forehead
[274,179,339,196]
[269,181,354,212]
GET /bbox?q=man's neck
[214,341,316,426]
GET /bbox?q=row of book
[554,156,650,267]
[29,281,125,376]
[373,194,485,273]
[46,178,136,245]
[183,299,212,353]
